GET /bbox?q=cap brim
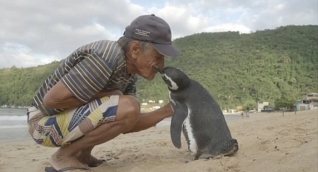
[151,43,182,57]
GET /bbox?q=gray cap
[124,14,182,57]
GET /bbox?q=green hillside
[1,25,317,109]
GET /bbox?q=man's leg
[77,103,174,167]
[77,103,174,165]
[50,95,140,170]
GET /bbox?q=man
[27,14,182,171]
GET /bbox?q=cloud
[0,0,317,68]
[0,42,53,68]
[144,2,211,38]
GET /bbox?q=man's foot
[50,150,90,171]
[76,152,106,167]
[86,158,106,167]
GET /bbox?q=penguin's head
[154,66,190,91]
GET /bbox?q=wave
[0,116,27,121]
[0,125,28,129]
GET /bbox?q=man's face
[133,43,164,80]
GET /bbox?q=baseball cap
[124,14,182,57]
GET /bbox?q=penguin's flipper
[170,102,188,149]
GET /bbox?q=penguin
[155,66,238,160]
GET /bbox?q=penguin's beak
[154,65,163,74]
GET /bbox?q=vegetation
[1,25,317,110]
[274,98,296,110]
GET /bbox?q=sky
[0,0,317,68]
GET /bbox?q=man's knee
[116,95,140,130]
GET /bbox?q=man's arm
[43,53,117,110]
[121,77,173,133]
[43,81,122,109]
[43,80,84,109]
[44,79,172,132]
[124,103,173,133]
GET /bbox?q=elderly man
[27,14,181,171]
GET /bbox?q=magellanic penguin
[155,66,238,160]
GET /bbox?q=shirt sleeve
[61,54,114,103]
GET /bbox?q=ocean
[0,108,241,142]
[0,108,29,142]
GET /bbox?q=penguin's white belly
[168,91,176,106]
[183,108,198,155]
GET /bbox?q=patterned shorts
[27,96,119,147]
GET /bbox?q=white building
[257,101,269,112]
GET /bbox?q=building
[300,92,318,109]
[257,101,269,112]
[296,103,310,111]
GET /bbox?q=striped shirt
[32,40,137,116]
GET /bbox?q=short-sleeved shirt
[32,40,137,116]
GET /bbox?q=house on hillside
[297,92,318,110]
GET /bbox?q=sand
[0,109,317,172]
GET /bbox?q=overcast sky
[0,0,317,68]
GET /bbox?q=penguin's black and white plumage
[156,66,238,160]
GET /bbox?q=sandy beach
[0,109,317,172]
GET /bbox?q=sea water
[0,108,29,142]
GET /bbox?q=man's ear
[129,41,141,60]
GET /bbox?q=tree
[243,99,256,111]
[274,98,295,116]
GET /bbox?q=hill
[1,25,317,109]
